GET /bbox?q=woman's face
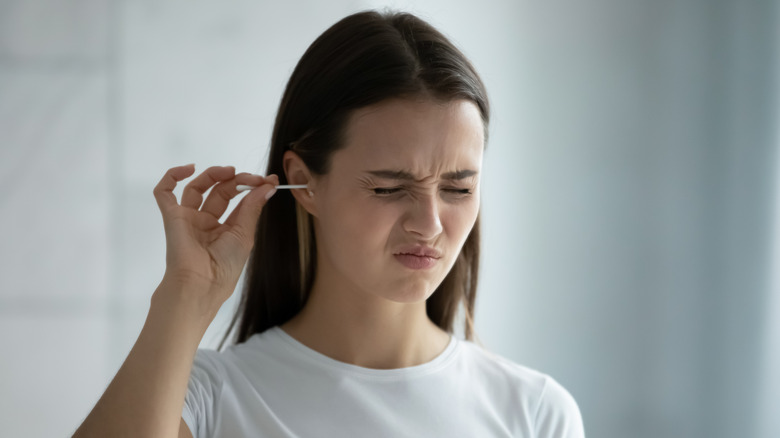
[308,98,484,304]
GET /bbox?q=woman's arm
[73,165,278,438]
[73,279,211,437]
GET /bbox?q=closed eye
[372,187,473,196]
[373,187,402,195]
[445,188,472,195]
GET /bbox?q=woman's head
[224,9,490,346]
[285,97,484,309]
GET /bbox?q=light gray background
[1,1,778,437]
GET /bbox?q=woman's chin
[376,281,440,304]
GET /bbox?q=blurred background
[1,0,778,437]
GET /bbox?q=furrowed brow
[366,170,416,180]
[441,169,478,180]
[366,169,478,181]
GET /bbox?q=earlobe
[283,150,317,216]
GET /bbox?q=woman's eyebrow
[366,169,478,181]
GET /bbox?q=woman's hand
[152,164,278,315]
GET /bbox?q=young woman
[75,10,584,438]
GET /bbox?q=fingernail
[264,188,277,200]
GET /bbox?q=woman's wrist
[150,275,225,335]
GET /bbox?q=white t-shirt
[182,326,584,437]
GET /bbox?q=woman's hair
[221,9,490,347]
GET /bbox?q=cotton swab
[236,184,307,192]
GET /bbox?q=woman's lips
[394,254,438,269]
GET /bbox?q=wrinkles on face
[355,173,479,201]
[307,97,484,306]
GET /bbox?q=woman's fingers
[200,173,264,219]
[181,166,236,209]
[154,165,277,247]
[224,175,279,245]
[153,164,196,213]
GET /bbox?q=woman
[75,10,584,438]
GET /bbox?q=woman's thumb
[229,183,276,246]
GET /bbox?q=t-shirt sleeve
[534,376,585,438]
[182,349,224,438]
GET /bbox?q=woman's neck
[279,275,451,369]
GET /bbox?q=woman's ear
[283,150,318,216]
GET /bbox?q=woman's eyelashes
[373,187,402,195]
[371,186,473,197]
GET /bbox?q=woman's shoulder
[456,339,550,387]
[191,328,281,373]
[456,339,584,436]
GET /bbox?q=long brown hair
[221,9,490,348]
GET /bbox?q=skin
[281,97,485,369]
[73,97,484,438]
[74,165,279,438]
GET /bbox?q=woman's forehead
[335,98,484,172]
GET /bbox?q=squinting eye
[372,187,472,196]
[444,188,473,195]
[373,187,402,195]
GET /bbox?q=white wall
[1,1,777,437]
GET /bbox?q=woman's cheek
[450,200,479,238]
[342,198,394,237]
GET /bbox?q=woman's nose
[402,194,443,240]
